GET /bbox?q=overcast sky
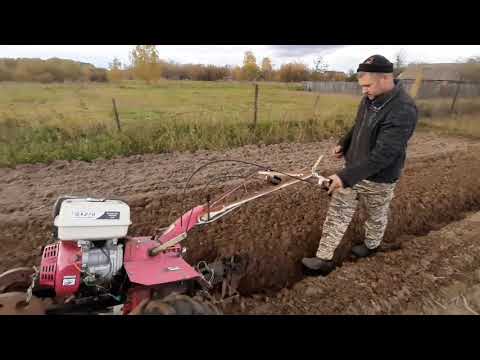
[1,45,479,72]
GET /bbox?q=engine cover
[53,198,131,241]
[39,240,124,296]
[40,241,82,296]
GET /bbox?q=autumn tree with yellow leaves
[242,51,260,81]
[129,45,162,83]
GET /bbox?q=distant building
[398,63,480,98]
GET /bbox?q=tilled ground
[230,211,480,315]
[1,131,480,313]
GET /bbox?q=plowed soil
[1,131,480,314]
[231,211,480,315]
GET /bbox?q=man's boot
[351,244,378,258]
[301,257,336,275]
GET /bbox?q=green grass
[0,81,359,167]
[416,98,480,118]
[418,114,480,139]
[1,80,479,167]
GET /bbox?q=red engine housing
[38,204,206,302]
[39,241,81,297]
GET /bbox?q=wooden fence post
[313,94,320,114]
[112,98,121,132]
[450,79,462,115]
[252,83,259,131]
[410,67,424,100]
[249,84,258,131]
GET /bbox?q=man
[302,55,418,275]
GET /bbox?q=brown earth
[1,131,480,309]
[231,211,480,315]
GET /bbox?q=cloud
[270,45,346,58]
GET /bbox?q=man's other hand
[333,145,343,159]
[327,174,344,195]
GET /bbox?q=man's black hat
[357,55,394,73]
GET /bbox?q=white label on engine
[63,276,76,286]
[72,210,97,219]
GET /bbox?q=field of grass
[416,98,480,118]
[0,81,359,167]
[1,80,479,167]
[419,114,480,138]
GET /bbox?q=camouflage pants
[316,179,397,261]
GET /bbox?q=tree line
[107,46,351,83]
[0,58,107,83]
[2,46,480,84]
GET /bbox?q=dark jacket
[337,80,418,188]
